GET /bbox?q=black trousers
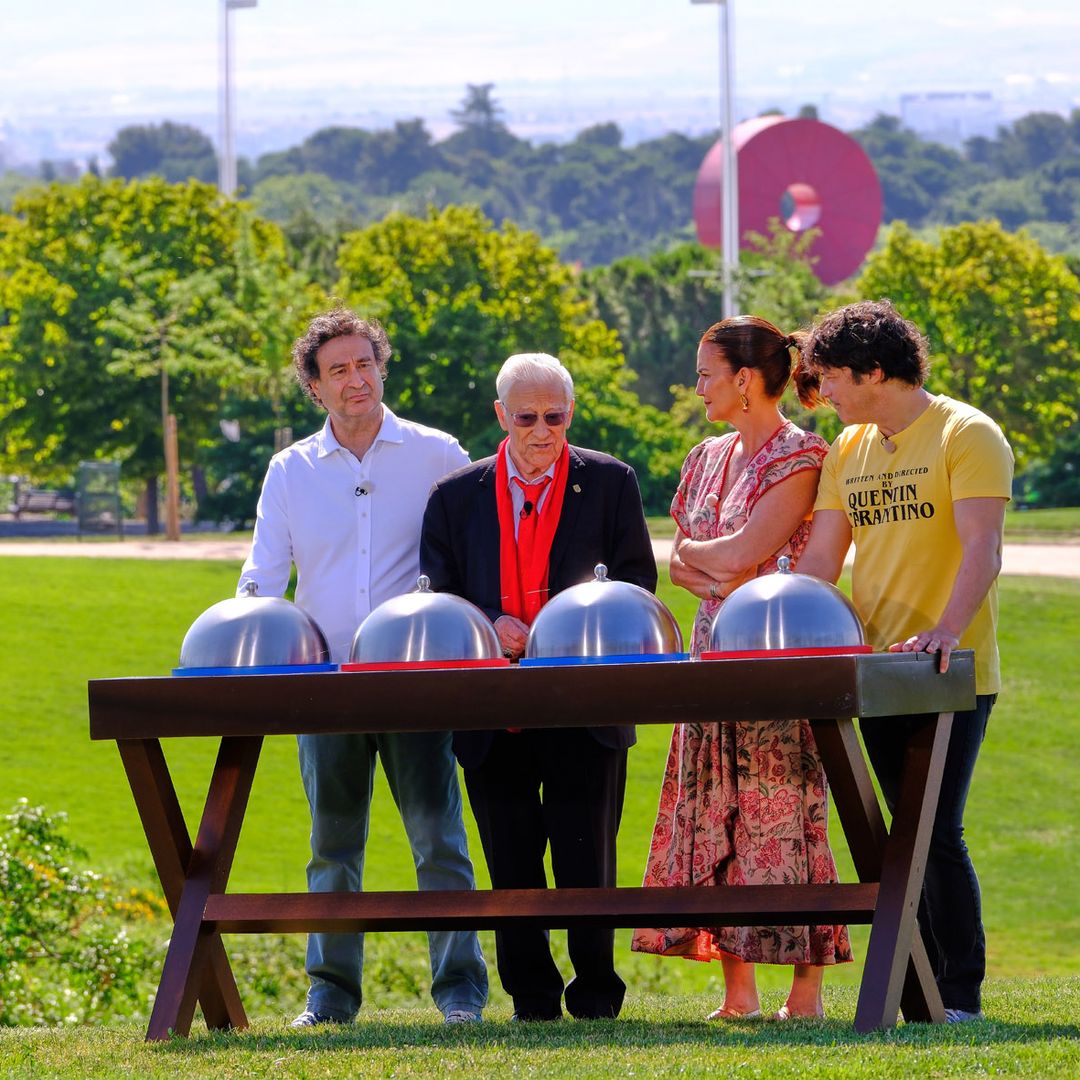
[860,694,995,1013]
[463,728,628,1020]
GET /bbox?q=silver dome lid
[708,556,866,654]
[350,576,501,663]
[179,582,331,668]
[525,564,683,659]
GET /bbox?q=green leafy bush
[0,799,161,1025]
[0,799,456,1026]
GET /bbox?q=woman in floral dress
[632,316,852,1019]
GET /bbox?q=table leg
[848,712,952,1032]
[119,736,262,1041]
[811,716,948,1029]
[118,739,248,1033]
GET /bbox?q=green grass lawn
[1,556,1077,1030]
[1003,506,1080,542]
[1,981,1078,1079]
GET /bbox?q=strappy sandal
[706,1005,762,1020]
[769,1004,825,1021]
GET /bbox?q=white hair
[496,352,575,403]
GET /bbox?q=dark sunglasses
[508,410,569,428]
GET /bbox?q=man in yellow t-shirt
[797,299,1014,1025]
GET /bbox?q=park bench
[8,479,76,519]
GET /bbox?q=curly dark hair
[802,300,929,387]
[699,315,821,408]
[292,307,392,405]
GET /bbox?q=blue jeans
[298,730,488,1019]
[860,694,995,1014]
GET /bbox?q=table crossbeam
[202,883,881,934]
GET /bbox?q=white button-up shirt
[239,408,470,662]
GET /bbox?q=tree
[584,243,719,408]
[292,126,370,184]
[450,83,504,132]
[334,205,688,510]
[0,176,305,517]
[98,257,246,535]
[852,114,971,226]
[1022,425,1080,507]
[254,120,446,201]
[575,123,623,149]
[107,122,218,184]
[941,177,1045,230]
[228,109,718,268]
[995,112,1071,176]
[366,119,445,192]
[444,84,523,158]
[858,221,1080,466]
[583,224,833,411]
[251,172,352,228]
[0,171,34,211]
[194,222,325,527]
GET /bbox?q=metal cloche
[350,576,502,663]
[708,556,867,654]
[178,582,331,669]
[524,564,683,660]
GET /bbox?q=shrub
[0,799,160,1025]
[0,800,441,1026]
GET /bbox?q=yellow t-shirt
[815,395,1014,694]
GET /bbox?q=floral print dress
[631,421,853,966]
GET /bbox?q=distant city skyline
[3,1,1079,167]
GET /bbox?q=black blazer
[420,445,658,769]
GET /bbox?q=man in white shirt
[239,308,487,1026]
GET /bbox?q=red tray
[339,657,511,672]
[701,645,874,660]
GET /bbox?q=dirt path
[0,538,1077,578]
[0,538,255,560]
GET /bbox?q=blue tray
[172,663,339,677]
[518,652,688,668]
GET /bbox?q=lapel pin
[572,484,582,493]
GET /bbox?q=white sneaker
[444,1008,482,1024]
[290,1009,345,1028]
[944,1008,983,1023]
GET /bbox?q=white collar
[504,444,557,488]
[316,407,404,458]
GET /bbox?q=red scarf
[496,437,570,625]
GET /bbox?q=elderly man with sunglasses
[420,352,656,1023]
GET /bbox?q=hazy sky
[3,1,1079,144]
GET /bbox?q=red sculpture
[693,116,883,286]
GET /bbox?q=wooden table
[88,649,974,1041]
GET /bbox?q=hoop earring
[740,392,749,412]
